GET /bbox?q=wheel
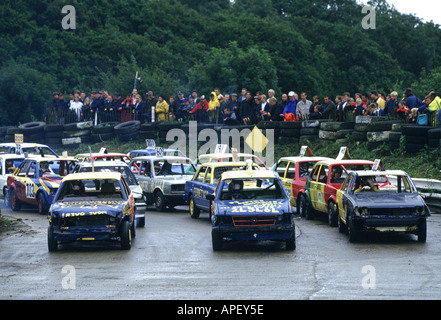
[285,230,296,251]
[9,188,21,211]
[212,230,223,251]
[338,207,348,234]
[417,219,427,243]
[328,202,338,227]
[305,199,314,220]
[47,226,58,252]
[37,193,49,215]
[130,219,136,239]
[297,194,306,217]
[347,216,358,243]
[154,191,167,212]
[189,195,200,219]
[137,216,145,228]
[120,220,132,250]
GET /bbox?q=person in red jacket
[189,95,209,122]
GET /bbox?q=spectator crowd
[48,87,441,127]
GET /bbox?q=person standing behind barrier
[120,94,134,122]
[189,95,209,122]
[208,92,220,123]
[144,91,157,123]
[296,92,312,121]
[155,95,169,122]
[57,92,68,125]
[69,94,83,122]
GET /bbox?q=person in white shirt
[69,94,83,122]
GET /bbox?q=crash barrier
[1,117,440,154]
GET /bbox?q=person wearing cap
[282,91,298,121]
[189,95,209,122]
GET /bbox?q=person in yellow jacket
[155,95,169,122]
[428,92,441,112]
[208,92,220,123]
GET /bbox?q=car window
[275,161,289,178]
[286,162,296,179]
[194,166,207,182]
[58,179,124,200]
[219,178,285,200]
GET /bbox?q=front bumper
[212,224,295,241]
[51,225,121,243]
[352,215,426,232]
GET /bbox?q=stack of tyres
[299,120,323,145]
[18,122,46,144]
[278,121,301,144]
[401,124,431,153]
[157,122,183,143]
[91,122,118,143]
[3,126,18,143]
[319,121,355,144]
[114,120,141,142]
[139,123,158,140]
[353,118,399,151]
[62,121,93,148]
[427,128,441,151]
[388,123,403,150]
[44,124,64,149]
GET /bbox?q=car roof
[199,153,261,159]
[76,153,128,157]
[315,159,375,166]
[0,143,52,148]
[24,156,77,162]
[221,170,278,180]
[62,172,122,181]
[349,170,409,176]
[0,154,26,159]
[77,160,128,167]
[277,156,333,162]
[199,161,256,167]
[132,155,193,162]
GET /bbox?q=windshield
[57,178,125,201]
[154,159,195,176]
[219,178,286,200]
[351,174,416,194]
[77,165,138,186]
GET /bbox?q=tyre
[296,194,306,217]
[37,192,49,215]
[406,143,425,154]
[9,188,21,211]
[347,216,358,243]
[285,229,296,251]
[212,229,223,251]
[352,131,367,141]
[154,191,167,212]
[328,202,338,227]
[18,122,46,134]
[114,120,141,134]
[189,195,200,219]
[320,122,354,131]
[47,226,58,252]
[389,131,401,142]
[92,122,118,134]
[280,128,301,137]
[63,129,91,138]
[300,128,319,136]
[401,125,431,136]
[417,219,427,243]
[335,129,354,139]
[305,199,315,220]
[319,130,337,140]
[44,124,64,132]
[367,131,391,143]
[120,220,132,250]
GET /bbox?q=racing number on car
[26,182,35,199]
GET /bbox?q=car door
[193,166,212,210]
[310,164,328,212]
[133,160,153,201]
[336,174,352,219]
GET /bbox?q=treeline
[1,0,441,125]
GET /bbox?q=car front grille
[368,207,418,216]
[232,215,277,227]
[62,215,117,227]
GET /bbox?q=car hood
[351,193,425,208]
[51,200,126,218]
[40,176,63,188]
[217,199,290,216]
[155,175,193,181]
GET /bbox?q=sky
[377,0,441,25]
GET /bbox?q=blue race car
[47,172,137,251]
[336,169,431,242]
[209,170,295,251]
[184,161,262,219]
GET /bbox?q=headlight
[355,207,368,216]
